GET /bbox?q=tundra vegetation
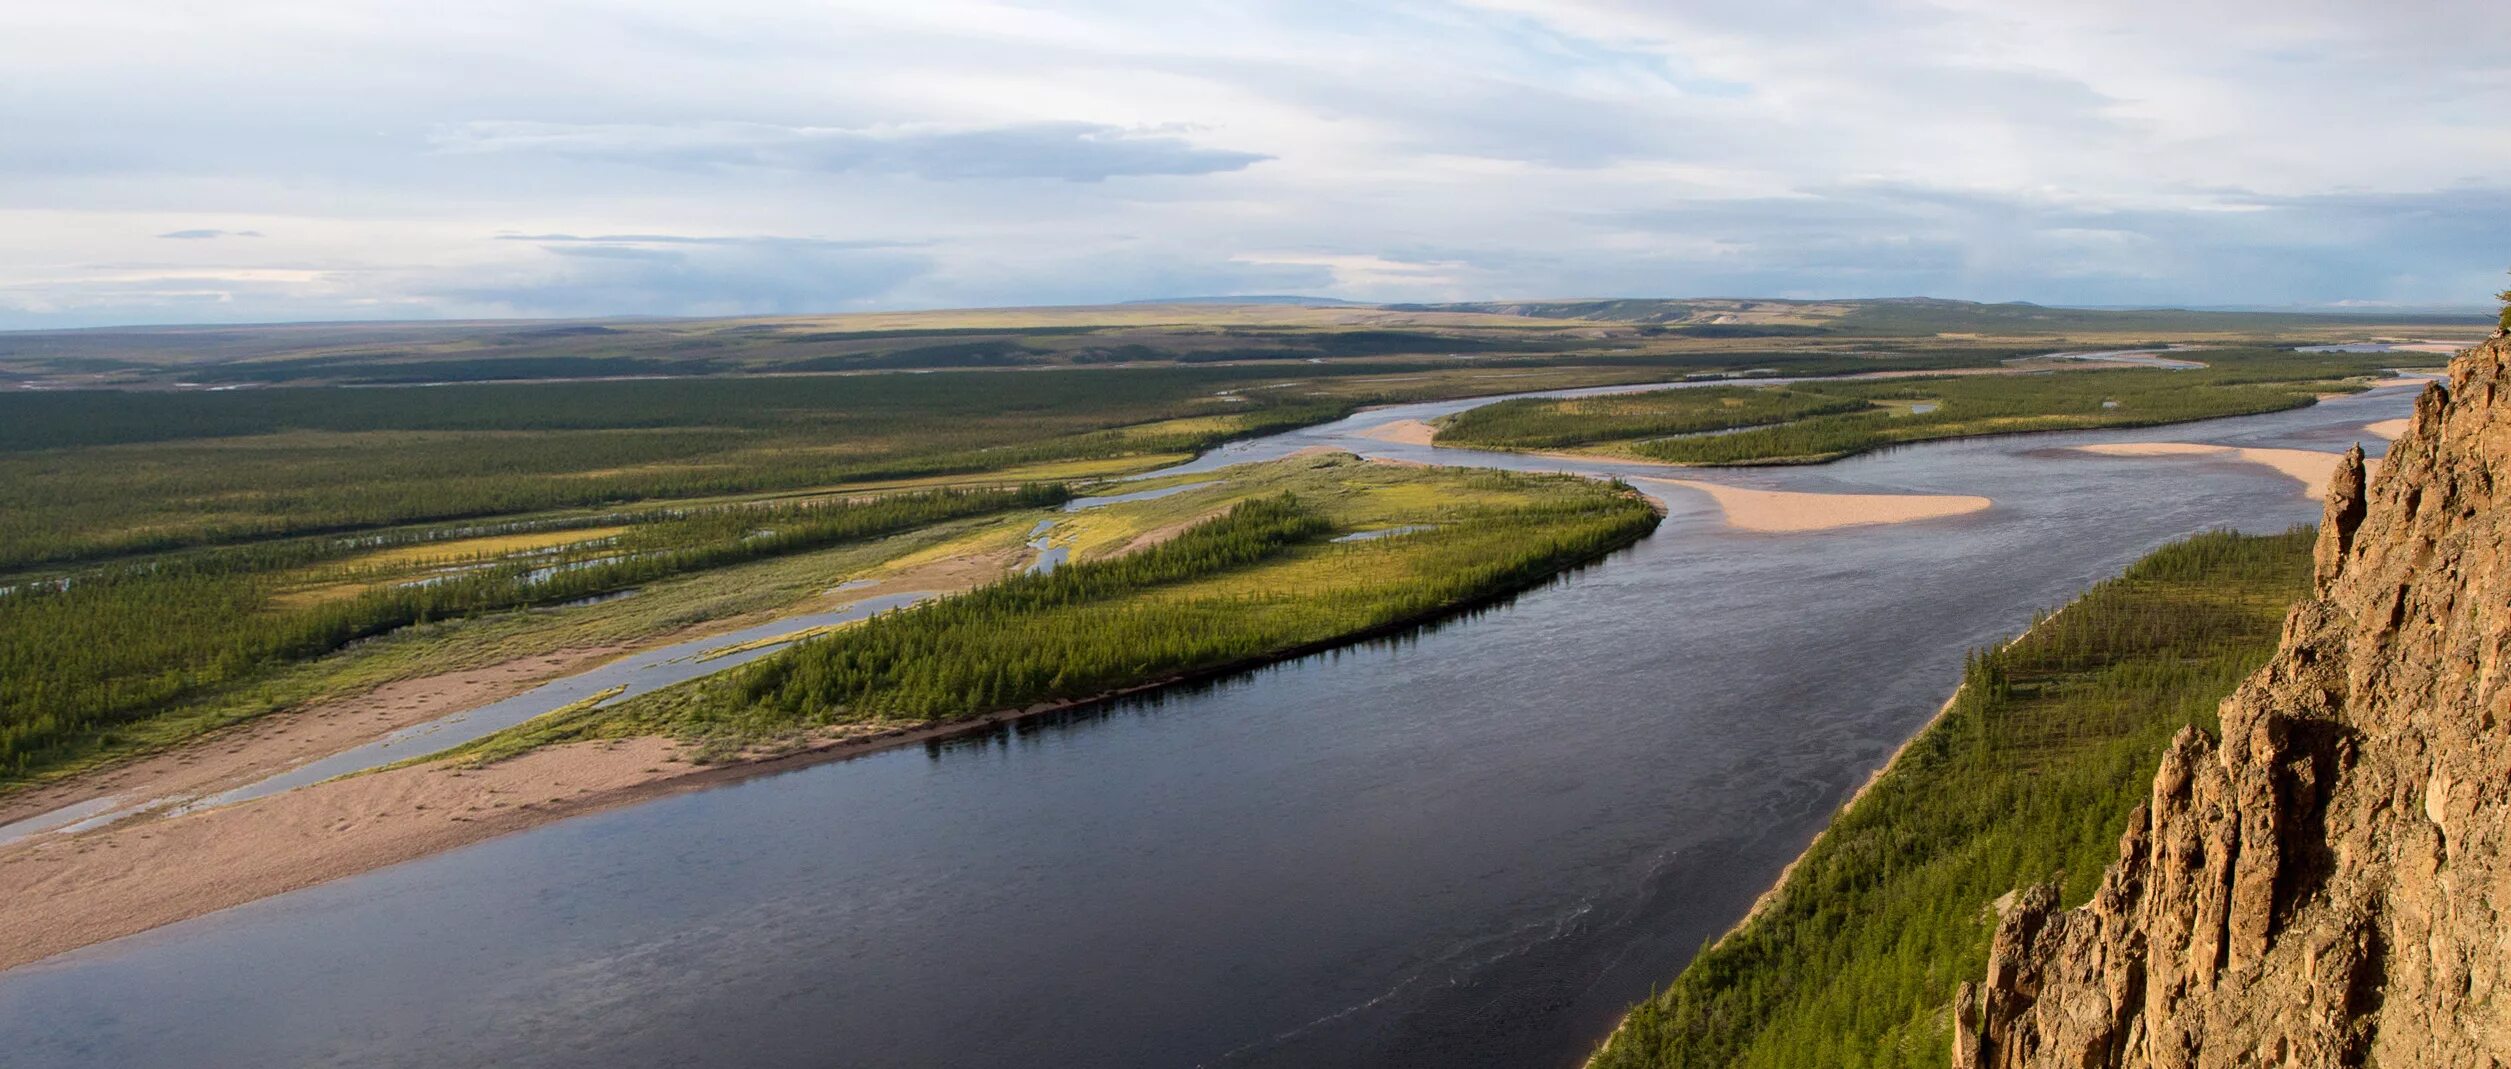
[0,485,1068,778]
[1435,350,2420,463]
[0,301,2475,792]
[432,456,1657,761]
[1591,527,2315,1069]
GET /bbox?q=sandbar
[1630,477,1991,532]
[2068,443,2375,498]
[0,646,630,831]
[0,543,1034,969]
[1353,418,1438,446]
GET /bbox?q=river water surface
[0,381,2424,1068]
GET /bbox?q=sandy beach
[0,543,1045,970]
[0,499,1669,970]
[0,647,631,830]
[0,721,993,970]
[2067,443,2374,498]
[1354,418,1439,445]
[1629,477,1991,532]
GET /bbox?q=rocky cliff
[1954,331,2511,1068]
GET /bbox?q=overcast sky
[4,0,2507,328]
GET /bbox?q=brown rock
[1959,332,2511,1069]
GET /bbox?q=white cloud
[0,0,2505,327]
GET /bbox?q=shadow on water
[922,556,1620,763]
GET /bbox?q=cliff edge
[1955,331,2511,1068]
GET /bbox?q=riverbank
[1627,477,1991,532]
[1586,527,2316,1068]
[0,459,1659,970]
[2066,442,2372,498]
[1428,351,2422,468]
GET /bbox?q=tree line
[0,485,1064,778]
[521,482,1660,745]
[1591,527,2315,1069]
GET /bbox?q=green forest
[0,344,2406,794]
[1434,386,1871,450]
[1433,349,2415,464]
[0,352,1891,790]
[0,485,1064,779]
[1591,527,2316,1068]
[442,469,1660,756]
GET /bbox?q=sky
[3,0,2508,328]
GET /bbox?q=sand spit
[0,646,631,831]
[0,545,1026,840]
[0,722,985,971]
[1629,477,1991,532]
[2067,443,2375,498]
[2364,418,2412,440]
[0,544,1043,969]
[1353,418,1439,446]
[0,499,1660,969]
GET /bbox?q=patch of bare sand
[0,538,1042,969]
[0,646,630,828]
[845,542,1024,602]
[0,723,940,970]
[1118,508,1232,555]
[0,544,1025,835]
[1352,418,1438,446]
[2068,443,2377,498]
[1629,477,1991,532]
[2364,418,2412,440]
[0,736,679,969]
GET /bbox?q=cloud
[3,1,2508,326]
[156,228,263,240]
[1585,182,2511,306]
[494,233,920,249]
[428,234,936,318]
[435,121,1271,182]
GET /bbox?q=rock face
[1955,332,2511,1069]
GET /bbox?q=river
[0,380,2423,1068]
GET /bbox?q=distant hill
[1120,295,1374,307]
[0,296,2484,389]
[1387,296,2496,336]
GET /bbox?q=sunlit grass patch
[800,454,1194,496]
[449,463,1657,754]
[335,526,634,571]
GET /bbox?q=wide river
[0,379,2421,1068]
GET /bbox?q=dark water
[0,385,2418,1069]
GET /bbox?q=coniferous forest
[1591,528,2316,1068]
[1433,349,2410,464]
[459,471,1662,750]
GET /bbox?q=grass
[336,526,635,570]
[1590,526,2316,1069]
[0,337,2403,792]
[1434,386,1870,450]
[440,455,1658,757]
[0,489,1067,785]
[0,512,1025,792]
